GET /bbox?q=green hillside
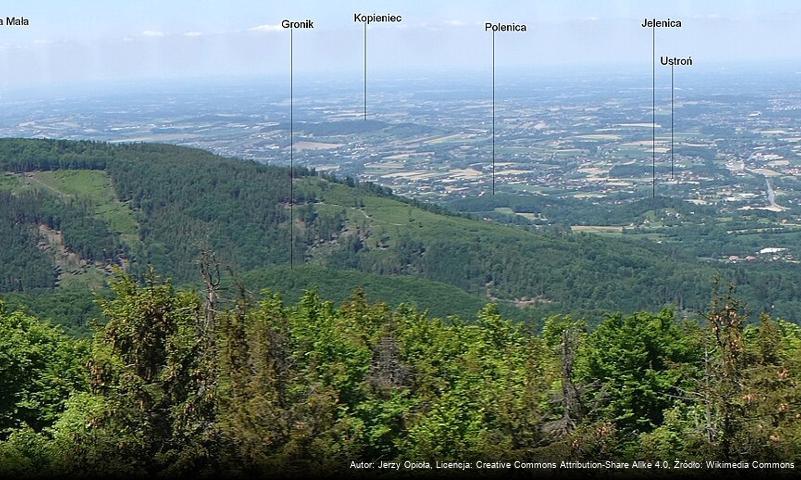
[1,138,801,330]
[236,265,527,321]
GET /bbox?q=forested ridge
[0,139,800,475]
[3,138,801,329]
[0,274,799,476]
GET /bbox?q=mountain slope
[1,138,800,327]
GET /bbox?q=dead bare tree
[543,326,587,436]
[369,319,410,394]
[560,328,583,431]
[199,249,222,335]
[706,281,747,459]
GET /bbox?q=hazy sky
[1,0,800,91]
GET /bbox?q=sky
[1,0,800,91]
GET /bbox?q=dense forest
[4,138,801,329]
[1,138,800,475]
[0,273,798,476]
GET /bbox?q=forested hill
[1,138,800,329]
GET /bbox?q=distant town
[3,71,801,265]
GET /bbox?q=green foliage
[0,276,801,474]
[5,138,801,333]
[32,170,139,245]
[0,189,125,264]
[0,209,54,291]
[581,310,701,433]
[1,287,104,336]
[3,139,801,473]
[0,301,87,434]
[58,272,222,475]
[237,264,527,321]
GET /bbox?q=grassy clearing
[494,207,516,215]
[300,178,538,252]
[33,170,139,246]
[571,225,625,235]
[0,173,24,192]
[58,265,107,290]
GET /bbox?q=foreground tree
[2,274,801,475]
[51,272,221,475]
[0,302,87,434]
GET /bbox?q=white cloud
[141,30,165,37]
[444,19,466,27]
[249,24,282,33]
[183,31,203,37]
